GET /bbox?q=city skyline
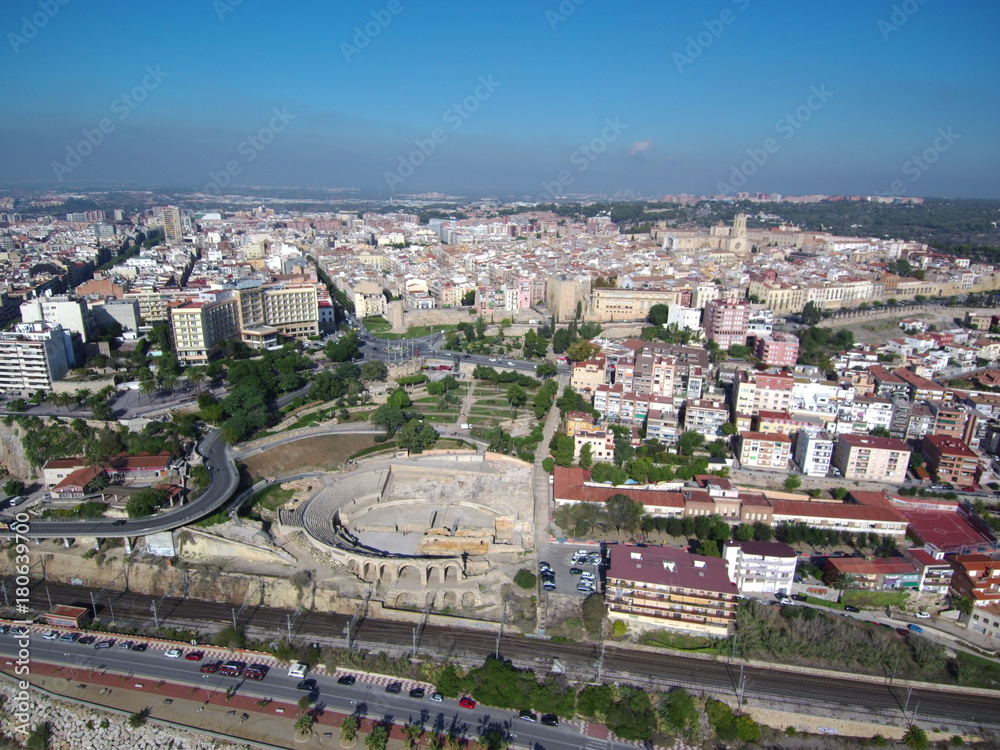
[2,0,999,198]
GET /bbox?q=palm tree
[294,714,315,734]
[403,723,422,749]
[187,367,205,393]
[834,573,858,604]
[160,372,179,396]
[52,392,74,413]
[74,388,92,411]
[339,716,359,742]
[138,378,156,404]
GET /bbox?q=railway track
[12,579,999,734]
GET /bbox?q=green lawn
[843,590,910,609]
[252,485,295,512]
[363,316,391,333]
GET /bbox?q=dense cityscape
[3,1,1000,749]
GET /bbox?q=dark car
[337,674,356,686]
[408,687,425,699]
[540,714,559,726]
[519,710,537,722]
[896,627,909,636]
[94,639,115,649]
[844,605,860,613]
[132,643,148,652]
[385,681,402,694]
[791,594,807,602]
[78,635,97,644]
[569,568,583,575]
[200,662,220,674]
[296,679,317,692]
[112,519,127,526]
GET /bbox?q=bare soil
[241,434,377,481]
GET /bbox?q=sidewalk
[7,659,422,749]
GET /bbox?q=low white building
[667,304,701,332]
[723,540,797,596]
[794,430,835,477]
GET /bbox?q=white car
[288,662,308,678]
[42,631,59,640]
[164,648,183,658]
[580,572,595,581]
[915,611,931,619]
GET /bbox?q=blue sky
[2,0,998,198]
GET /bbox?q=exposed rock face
[0,420,35,480]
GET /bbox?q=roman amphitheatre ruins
[267,449,537,616]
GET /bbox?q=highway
[0,637,602,750]
[12,579,1000,735]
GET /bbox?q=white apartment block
[19,295,92,343]
[170,295,241,365]
[683,398,729,438]
[352,281,388,317]
[667,305,701,332]
[573,430,616,463]
[734,371,794,415]
[738,431,792,471]
[794,430,834,477]
[723,541,798,596]
[0,322,70,393]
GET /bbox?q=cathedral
[660,213,750,256]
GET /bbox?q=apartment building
[703,299,751,349]
[162,206,184,244]
[645,404,681,445]
[737,431,792,471]
[734,370,795,415]
[570,358,607,395]
[565,411,596,436]
[949,555,1000,608]
[903,548,954,595]
[753,333,800,367]
[352,280,387,317]
[261,284,319,338]
[573,430,616,463]
[605,545,738,637]
[920,435,979,486]
[823,557,920,591]
[169,295,241,365]
[0,322,70,393]
[613,352,676,397]
[769,500,908,539]
[683,398,729,438]
[723,541,797,596]
[832,434,910,484]
[19,294,93,343]
[968,605,1000,641]
[794,431,835,477]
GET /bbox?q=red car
[185,651,204,661]
[199,662,219,674]
[459,697,476,709]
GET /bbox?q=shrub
[513,569,537,589]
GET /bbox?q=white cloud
[628,139,653,155]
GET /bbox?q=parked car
[42,631,59,640]
[118,640,133,650]
[200,662,220,674]
[908,624,924,633]
[337,674,356,686]
[569,568,583,575]
[915,611,931,619]
[385,681,402,694]
[519,710,537,722]
[164,648,183,658]
[94,639,114,649]
[459,696,476,709]
[132,643,148,652]
[185,651,204,661]
[844,606,860,613]
[540,714,559,726]
[409,687,425,699]
[78,635,96,645]
[59,632,79,642]
[297,679,317,692]
[430,692,443,703]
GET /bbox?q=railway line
[12,578,999,734]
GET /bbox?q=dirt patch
[241,434,377,480]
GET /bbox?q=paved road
[0,429,238,540]
[0,637,629,750]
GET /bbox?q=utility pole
[596,618,607,682]
[903,686,913,717]
[150,601,159,629]
[45,586,52,610]
[89,591,98,619]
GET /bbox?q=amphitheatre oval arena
[277,451,535,614]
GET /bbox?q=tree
[735,714,762,744]
[514,569,537,589]
[783,474,802,491]
[581,593,607,638]
[720,421,737,436]
[699,539,720,557]
[396,419,438,453]
[340,716,359,742]
[2,479,25,496]
[677,431,703,456]
[833,572,857,604]
[902,725,929,750]
[661,688,699,741]
[951,595,974,616]
[535,361,557,378]
[365,724,389,750]
[506,384,527,416]
[606,493,644,533]
[578,443,594,470]
[295,714,315,734]
[869,426,891,438]
[361,360,388,381]
[387,387,411,409]
[565,340,599,362]
[734,523,755,541]
[801,301,823,325]
[648,304,670,326]
[551,435,576,467]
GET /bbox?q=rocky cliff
[0,419,35,481]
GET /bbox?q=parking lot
[538,542,605,596]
